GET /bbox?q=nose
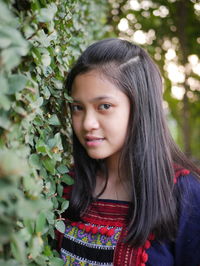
[83,111,99,131]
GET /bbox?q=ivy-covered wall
[0,0,109,265]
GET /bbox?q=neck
[105,153,121,182]
[94,153,130,201]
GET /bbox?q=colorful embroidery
[61,248,113,266]
[61,221,122,265]
[64,223,121,248]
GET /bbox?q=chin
[87,152,108,160]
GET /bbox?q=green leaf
[0,27,12,48]
[43,86,51,99]
[30,97,43,109]
[48,224,55,239]
[36,145,47,153]
[0,2,17,25]
[48,114,61,126]
[36,140,52,158]
[0,94,11,111]
[61,200,69,213]
[0,149,28,178]
[19,227,31,242]
[36,143,47,153]
[8,74,27,95]
[29,154,41,169]
[0,259,21,266]
[52,78,63,90]
[51,196,58,209]
[55,220,65,234]
[43,245,53,257]
[57,183,63,197]
[10,234,26,264]
[0,26,28,50]
[17,200,38,219]
[47,133,63,151]
[13,105,27,116]
[41,53,51,66]
[46,211,54,225]
[30,235,43,259]
[24,219,35,235]
[23,175,43,197]
[1,48,21,70]
[36,212,46,234]
[34,30,51,48]
[34,254,48,265]
[42,157,56,174]
[37,3,58,23]
[57,165,68,174]
[40,167,48,179]
[0,113,12,129]
[49,257,64,266]
[62,174,74,185]
[0,74,9,93]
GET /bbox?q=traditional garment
[56,171,200,266]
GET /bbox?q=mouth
[85,136,105,147]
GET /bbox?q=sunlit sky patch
[118,18,129,31]
[129,0,141,11]
[171,86,185,100]
[165,49,176,60]
[132,30,146,44]
[167,63,185,83]
[188,54,198,65]
[187,77,200,91]
[153,6,169,18]
[194,3,200,11]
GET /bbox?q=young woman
[56,38,200,265]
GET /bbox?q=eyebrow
[72,96,115,103]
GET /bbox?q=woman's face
[71,70,130,163]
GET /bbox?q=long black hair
[64,38,199,247]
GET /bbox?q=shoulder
[175,169,200,215]
[175,172,200,265]
[175,171,200,208]
[175,171,200,226]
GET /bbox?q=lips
[85,135,105,147]
[85,135,104,141]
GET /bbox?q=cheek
[117,110,130,138]
[116,107,130,127]
[106,116,129,140]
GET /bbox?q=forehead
[71,70,123,99]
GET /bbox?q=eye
[98,103,111,110]
[71,104,83,112]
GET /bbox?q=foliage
[0,0,109,264]
[107,0,200,161]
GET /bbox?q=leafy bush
[0,0,109,264]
